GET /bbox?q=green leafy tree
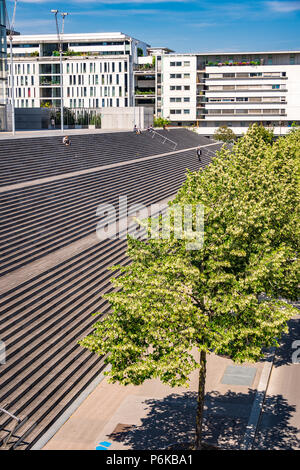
[80,124,299,449]
[213,125,237,144]
[153,117,170,128]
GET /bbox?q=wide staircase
[0,129,221,449]
[0,129,213,187]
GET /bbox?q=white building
[8,32,149,111]
[158,51,300,135]
[7,33,300,135]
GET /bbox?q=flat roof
[11,32,149,45]
[167,50,300,57]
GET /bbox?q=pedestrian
[196,147,202,162]
[50,117,55,129]
[133,124,138,134]
[63,135,71,146]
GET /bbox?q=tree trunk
[195,349,207,450]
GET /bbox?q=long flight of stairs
[0,129,220,449]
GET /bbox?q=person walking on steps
[197,146,202,162]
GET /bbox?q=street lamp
[6,0,18,135]
[51,9,69,133]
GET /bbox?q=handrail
[0,405,28,449]
[149,129,178,151]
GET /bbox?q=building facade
[8,32,149,113]
[7,31,300,135]
[0,0,7,130]
[157,51,300,135]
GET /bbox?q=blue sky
[6,0,300,52]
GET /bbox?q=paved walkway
[41,353,265,450]
[253,315,300,450]
[0,128,126,140]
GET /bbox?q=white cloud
[266,1,300,12]
[71,8,160,15]
[189,22,217,28]
[16,0,190,3]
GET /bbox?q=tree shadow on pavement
[108,390,299,450]
[272,317,300,368]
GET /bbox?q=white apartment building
[6,32,300,135]
[8,32,149,111]
[158,51,300,135]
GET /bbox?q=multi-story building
[7,30,300,135]
[0,0,7,130]
[8,32,149,112]
[158,51,300,135]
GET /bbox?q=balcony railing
[134,64,155,72]
[206,60,262,67]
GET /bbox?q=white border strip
[241,348,276,450]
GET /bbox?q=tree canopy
[81,124,299,381]
[213,125,237,144]
[80,124,299,447]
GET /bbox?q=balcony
[206,60,261,67]
[134,64,155,72]
[39,76,61,86]
[135,89,155,97]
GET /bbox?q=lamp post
[51,9,68,133]
[6,0,18,135]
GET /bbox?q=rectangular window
[183,109,190,114]
[170,74,182,79]
[183,97,190,102]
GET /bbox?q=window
[183,109,190,114]
[170,61,182,66]
[170,109,181,114]
[184,86,190,90]
[268,55,273,65]
[170,85,181,90]
[290,55,295,65]
[183,73,190,78]
[272,85,280,89]
[183,61,190,66]
[170,97,181,102]
[170,74,182,78]
[183,97,190,102]
[210,73,223,79]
